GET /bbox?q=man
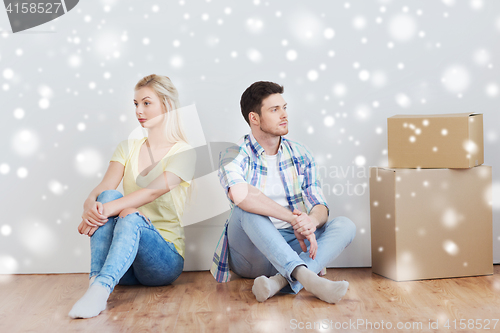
[211,81,356,303]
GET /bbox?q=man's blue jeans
[90,190,184,294]
[227,206,356,294]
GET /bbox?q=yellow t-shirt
[109,137,196,258]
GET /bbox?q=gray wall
[0,0,499,275]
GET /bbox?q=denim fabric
[227,206,356,294]
[89,190,184,294]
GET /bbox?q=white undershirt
[263,153,290,229]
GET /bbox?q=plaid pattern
[210,133,329,282]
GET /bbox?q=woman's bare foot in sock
[252,274,288,302]
[68,284,110,319]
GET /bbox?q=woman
[69,74,195,319]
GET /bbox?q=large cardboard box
[369,166,492,281]
[388,113,484,168]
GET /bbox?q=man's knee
[96,189,123,204]
[232,205,246,216]
[326,216,356,239]
[232,205,271,226]
[337,216,356,241]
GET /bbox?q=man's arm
[228,183,297,224]
[292,203,328,237]
[308,204,328,228]
[220,142,299,225]
[300,145,330,220]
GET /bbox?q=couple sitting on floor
[69,76,356,319]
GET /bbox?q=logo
[3,0,79,33]
[121,104,235,227]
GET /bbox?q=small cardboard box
[388,113,484,168]
[369,166,492,281]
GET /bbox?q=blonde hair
[135,74,195,209]
[135,74,188,144]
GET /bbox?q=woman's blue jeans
[90,190,184,294]
[227,206,356,294]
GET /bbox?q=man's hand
[292,209,318,259]
[78,220,99,237]
[291,209,318,236]
[294,229,317,260]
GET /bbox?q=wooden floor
[1,266,500,332]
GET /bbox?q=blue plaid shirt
[210,133,329,282]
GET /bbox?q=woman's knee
[119,207,138,218]
[118,208,148,220]
[96,190,123,204]
[114,209,149,233]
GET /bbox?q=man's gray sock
[252,274,288,302]
[292,266,348,304]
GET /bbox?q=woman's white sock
[68,284,110,319]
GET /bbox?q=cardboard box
[369,166,492,281]
[388,113,484,168]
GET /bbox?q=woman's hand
[82,201,109,227]
[78,220,99,236]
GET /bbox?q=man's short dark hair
[240,81,284,125]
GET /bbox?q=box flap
[389,112,479,119]
[371,166,397,172]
